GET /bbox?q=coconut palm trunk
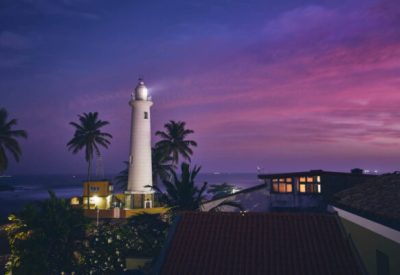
[67,112,112,210]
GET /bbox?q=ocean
[0,173,261,220]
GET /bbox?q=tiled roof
[157,212,364,275]
[334,173,400,230]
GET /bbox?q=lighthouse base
[124,191,155,209]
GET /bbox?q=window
[90,186,100,192]
[298,176,321,194]
[144,112,148,119]
[376,250,390,275]
[272,178,293,193]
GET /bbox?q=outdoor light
[92,195,101,206]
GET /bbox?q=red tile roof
[158,212,364,275]
[334,173,400,230]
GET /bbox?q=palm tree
[0,108,28,174]
[67,112,112,181]
[151,163,242,212]
[152,147,176,186]
[114,161,129,189]
[155,120,197,165]
[152,162,206,212]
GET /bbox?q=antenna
[95,154,105,179]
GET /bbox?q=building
[330,173,400,275]
[125,79,155,209]
[81,181,113,209]
[77,79,167,219]
[202,170,374,212]
[154,212,366,275]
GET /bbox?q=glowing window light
[91,195,101,206]
[299,184,306,193]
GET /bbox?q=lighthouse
[125,79,154,209]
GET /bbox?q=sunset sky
[1,0,400,174]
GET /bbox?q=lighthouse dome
[134,79,148,100]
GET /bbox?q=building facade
[202,170,374,212]
[125,79,154,209]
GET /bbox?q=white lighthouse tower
[125,79,154,209]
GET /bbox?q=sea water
[0,173,261,219]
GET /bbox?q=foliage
[0,108,27,174]
[81,214,169,274]
[125,213,170,257]
[152,162,207,212]
[114,161,129,189]
[155,120,197,165]
[151,147,175,186]
[207,182,236,199]
[80,222,129,274]
[67,112,112,181]
[4,191,89,275]
[4,193,169,275]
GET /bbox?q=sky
[1,0,400,174]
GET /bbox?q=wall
[340,217,400,275]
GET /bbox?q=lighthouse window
[144,112,148,119]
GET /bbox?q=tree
[0,108,27,174]
[80,222,129,275]
[4,191,89,275]
[67,112,112,181]
[80,214,169,274]
[151,163,242,212]
[155,120,197,165]
[114,161,129,189]
[152,147,175,186]
[152,162,206,212]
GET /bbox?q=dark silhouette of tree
[155,120,197,165]
[4,191,89,274]
[151,163,242,212]
[151,162,206,211]
[152,147,176,186]
[67,112,112,181]
[114,161,129,189]
[0,108,27,174]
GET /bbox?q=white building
[125,79,154,209]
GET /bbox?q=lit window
[299,184,306,193]
[272,178,293,193]
[316,176,321,182]
[307,177,313,183]
[317,184,321,193]
[300,177,306,182]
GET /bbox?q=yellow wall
[82,195,111,209]
[82,181,112,197]
[340,218,400,275]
